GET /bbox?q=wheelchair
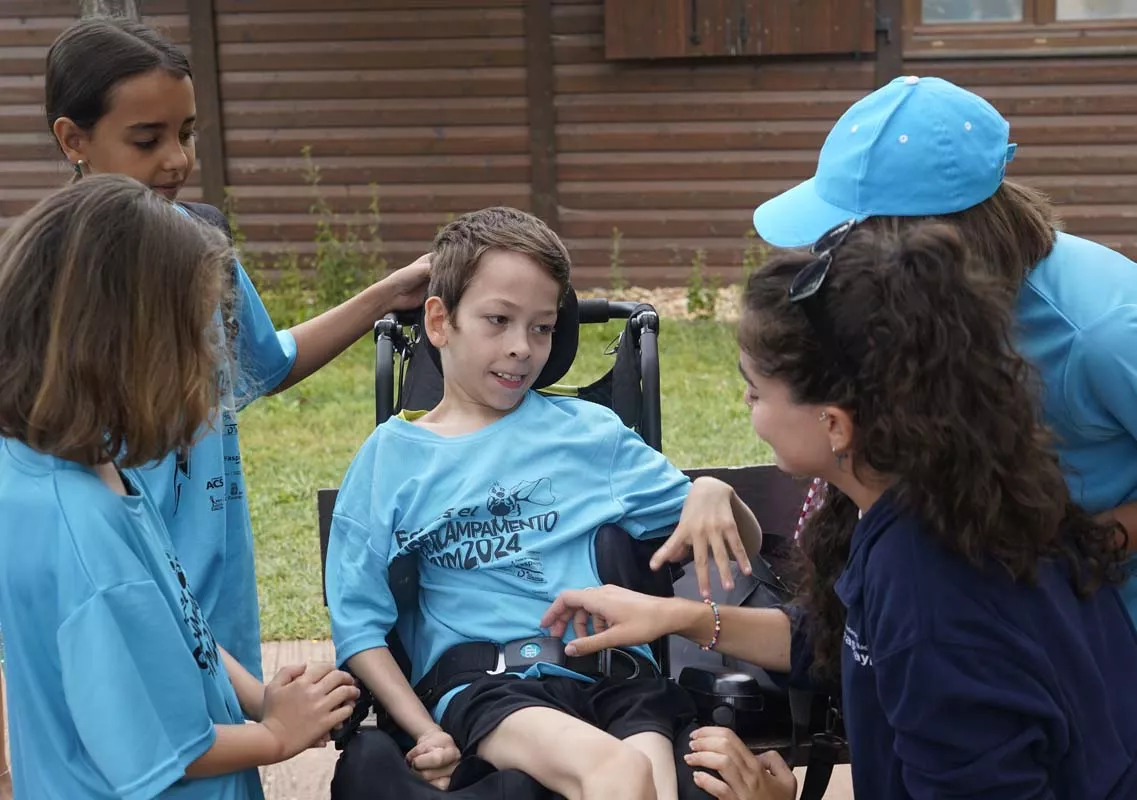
[316,286,847,799]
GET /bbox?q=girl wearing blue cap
[754,75,1137,628]
[543,220,1137,799]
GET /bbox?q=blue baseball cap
[753,75,1018,248]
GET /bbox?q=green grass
[241,319,774,641]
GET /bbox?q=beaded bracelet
[699,598,721,652]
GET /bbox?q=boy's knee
[590,742,654,792]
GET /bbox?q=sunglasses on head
[788,218,858,304]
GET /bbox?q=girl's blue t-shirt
[136,260,296,680]
[0,439,264,800]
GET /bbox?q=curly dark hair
[740,222,1127,679]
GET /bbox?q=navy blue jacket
[797,492,1137,798]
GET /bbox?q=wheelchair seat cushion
[440,673,698,758]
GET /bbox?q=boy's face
[430,249,561,414]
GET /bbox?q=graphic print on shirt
[394,477,557,580]
[172,453,191,516]
[168,551,221,676]
[843,624,873,667]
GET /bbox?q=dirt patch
[577,285,743,323]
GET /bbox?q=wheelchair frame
[315,295,850,796]
[372,298,662,447]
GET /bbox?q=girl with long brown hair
[0,175,359,799]
[541,220,1137,799]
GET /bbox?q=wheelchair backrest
[378,298,662,450]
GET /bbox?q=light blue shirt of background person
[1016,231,1137,622]
[0,439,263,800]
[137,260,296,680]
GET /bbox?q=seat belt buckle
[501,637,566,671]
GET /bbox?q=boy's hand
[260,663,360,761]
[0,768,11,800]
[651,476,754,598]
[406,727,461,790]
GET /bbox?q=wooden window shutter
[605,0,877,59]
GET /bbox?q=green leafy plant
[741,228,769,282]
[303,146,371,310]
[686,248,717,320]
[609,226,628,293]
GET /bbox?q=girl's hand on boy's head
[375,253,431,312]
[406,727,461,790]
[686,728,797,800]
[259,662,360,761]
[651,476,753,599]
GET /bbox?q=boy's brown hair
[0,175,231,467]
[430,207,571,313]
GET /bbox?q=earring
[73,159,84,178]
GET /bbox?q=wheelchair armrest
[678,665,793,738]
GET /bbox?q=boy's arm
[347,649,461,789]
[728,481,763,555]
[605,418,759,594]
[347,647,440,740]
[220,646,264,722]
[649,476,762,598]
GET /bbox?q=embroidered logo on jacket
[843,624,873,667]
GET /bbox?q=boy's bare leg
[624,731,678,800]
[477,706,657,800]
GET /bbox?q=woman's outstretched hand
[540,585,678,656]
[687,728,798,800]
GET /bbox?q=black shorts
[440,673,698,756]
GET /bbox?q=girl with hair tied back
[541,220,1137,800]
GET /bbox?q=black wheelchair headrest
[421,287,580,390]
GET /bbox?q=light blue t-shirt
[0,439,263,800]
[326,392,691,720]
[137,261,296,679]
[1016,232,1137,621]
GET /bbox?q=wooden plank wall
[0,0,197,219]
[213,0,532,271]
[552,0,876,285]
[3,2,1136,284]
[910,58,1137,261]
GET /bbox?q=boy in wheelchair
[325,207,762,800]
